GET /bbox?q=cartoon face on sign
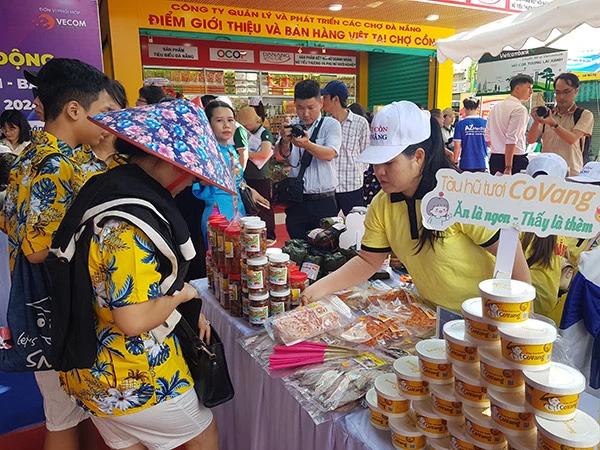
[425,194,452,227]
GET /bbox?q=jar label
[301,262,320,281]
[209,230,217,249]
[392,431,427,450]
[217,235,224,251]
[465,418,505,445]
[537,432,593,450]
[247,270,264,289]
[419,359,453,380]
[415,412,448,435]
[229,284,238,302]
[450,435,476,450]
[376,394,410,414]
[269,266,288,285]
[447,340,479,364]
[525,383,580,416]
[242,295,249,316]
[465,317,499,342]
[398,378,430,397]
[455,379,487,403]
[433,395,462,417]
[482,298,531,323]
[225,241,234,258]
[249,305,268,325]
[480,362,523,389]
[501,341,553,366]
[270,301,285,316]
[291,288,300,304]
[369,410,389,429]
[306,302,334,319]
[491,404,534,431]
[245,233,261,252]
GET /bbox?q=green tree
[540,67,556,91]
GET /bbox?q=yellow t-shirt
[59,220,193,417]
[521,234,567,324]
[361,191,498,311]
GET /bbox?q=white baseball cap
[526,153,568,179]
[358,101,431,164]
[567,162,600,183]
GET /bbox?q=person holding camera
[528,73,594,176]
[276,79,342,239]
[485,74,533,175]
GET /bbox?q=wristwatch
[552,122,559,129]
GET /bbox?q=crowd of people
[0,57,598,450]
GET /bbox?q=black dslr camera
[286,121,308,138]
[536,106,550,118]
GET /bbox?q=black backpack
[574,107,592,164]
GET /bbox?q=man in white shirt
[321,80,370,215]
[485,74,533,175]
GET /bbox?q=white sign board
[294,54,356,68]
[421,170,600,238]
[209,48,254,63]
[148,44,198,60]
[259,51,294,65]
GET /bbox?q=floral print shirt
[59,220,193,417]
[2,132,84,272]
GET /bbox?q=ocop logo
[33,13,87,30]
[218,49,245,59]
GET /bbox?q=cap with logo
[320,80,349,104]
[567,162,600,183]
[358,101,431,165]
[526,153,568,179]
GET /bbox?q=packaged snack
[535,410,600,450]
[453,363,490,408]
[461,298,499,346]
[443,320,480,367]
[463,406,507,449]
[430,383,463,421]
[448,422,477,450]
[416,339,454,385]
[413,398,450,438]
[264,296,353,346]
[487,388,534,435]
[374,373,411,416]
[478,279,535,328]
[428,436,452,450]
[498,319,557,371]
[505,430,536,450]
[389,415,427,450]
[478,345,524,392]
[365,387,389,430]
[393,355,430,399]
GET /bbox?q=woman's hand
[250,186,270,209]
[198,313,211,343]
[177,283,199,305]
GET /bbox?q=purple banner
[0,0,102,128]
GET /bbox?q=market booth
[100,0,456,114]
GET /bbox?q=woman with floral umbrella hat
[48,100,226,450]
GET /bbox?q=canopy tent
[435,0,600,63]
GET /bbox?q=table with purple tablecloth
[190,278,395,450]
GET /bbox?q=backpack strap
[574,107,584,125]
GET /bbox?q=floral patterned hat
[89,99,236,194]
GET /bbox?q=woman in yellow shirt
[301,102,530,311]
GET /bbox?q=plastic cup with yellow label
[477,345,524,392]
[393,355,431,399]
[430,383,463,422]
[428,435,452,450]
[535,410,600,450]
[365,387,389,430]
[389,414,428,450]
[443,320,480,367]
[412,398,450,438]
[522,362,585,420]
[498,319,557,371]
[453,363,490,408]
[463,406,507,449]
[374,373,411,417]
[505,430,536,450]
[448,422,476,450]
[461,298,500,346]
[486,388,534,436]
[416,339,454,385]
[478,279,535,328]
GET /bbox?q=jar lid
[447,422,472,446]
[522,362,585,395]
[365,388,380,411]
[535,410,600,448]
[462,297,484,320]
[239,216,261,226]
[389,415,424,438]
[453,363,484,387]
[463,405,494,428]
[498,319,557,345]
[505,430,537,450]
[269,253,290,263]
[412,398,439,419]
[218,221,230,231]
[429,382,457,402]
[416,339,448,364]
[249,292,270,301]
[246,220,266,229]
[208,214,226,222]
[428,436,452,450]
[443,320,471,347]
[290,271,308,282]
[487,387,528,413]
[266,248,283,256]
[374,373,403,400]
[477,345,503,366]
[393,355,423,381]
[290,264,299,273]
[478,279,536,303]
[225,223,241,235]
[270,289,291,297]
[247,256,268,266]
[229,273,241,280]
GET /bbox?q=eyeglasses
[554,89,574,96]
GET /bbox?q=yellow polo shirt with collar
[361,190,499,311]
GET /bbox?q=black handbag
[273,119,324,205]
[175,315,234,408]
[239,181,259,215]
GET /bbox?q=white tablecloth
[190,278,395,450]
